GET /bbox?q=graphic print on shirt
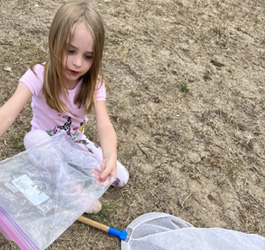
[72,122,85,140]
[47,115,72,137]
[47,115,86,140]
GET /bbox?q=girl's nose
[73,55,82,67]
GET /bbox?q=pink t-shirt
[19,63,106,141]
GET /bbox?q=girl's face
[63,22,94,89]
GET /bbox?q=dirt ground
[0,0,264,249]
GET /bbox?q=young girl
[0,0,129,213]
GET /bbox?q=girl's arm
[94,101,117,181]
[0,82,32,136]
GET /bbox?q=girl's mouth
[68,69,79,76]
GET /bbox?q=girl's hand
[91,158,116,185]
[99,157,117,181]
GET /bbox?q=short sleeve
[19,64,44,96]
[94,81,106,101]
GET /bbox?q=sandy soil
[0,0,264,249]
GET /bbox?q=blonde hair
[43,0,105,114]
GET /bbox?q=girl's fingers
[100,167,111,180]
[91,160,115,185]
[96,174,113,185]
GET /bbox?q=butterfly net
[122,212,265,250]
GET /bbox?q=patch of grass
[90,201,125,224]
[117,97,128,110]
[179,81,190,93]
[33,48,47,63]
[18,40,47,64]
[77,222,86,231]
[100,202,120,215]
[11,133,25,150]
[141,4,149,14]
[227,164,241,180]
[19,40,32,50]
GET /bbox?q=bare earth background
[0,0,265,249]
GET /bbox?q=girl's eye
[85,55,93,60]
[68,50,75,54]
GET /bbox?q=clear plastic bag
[0,132,112,250]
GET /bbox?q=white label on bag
[12,174,49,206]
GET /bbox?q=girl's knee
[24,130,50,150]
[112,163,129,188]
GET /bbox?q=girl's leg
[112,161,130,187]
[76,138,129,187]
[24,129,50,149]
